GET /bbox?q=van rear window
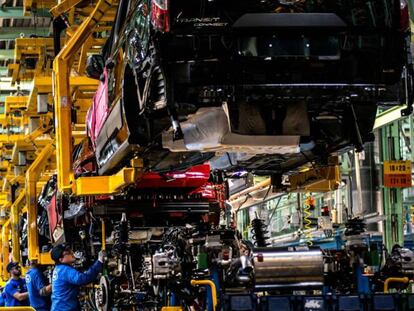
[239,35,340,59]
[170,0,398,29]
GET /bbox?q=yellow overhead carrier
[53,0,141,195]
[26,143,54,264]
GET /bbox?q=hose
[303,203,313,247]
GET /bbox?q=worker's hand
[98,250,107,263]
[40,284,52,296]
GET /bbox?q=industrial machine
[62,215,414,310]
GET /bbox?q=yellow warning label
[384,160,412,175]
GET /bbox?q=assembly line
[0,0,413,310]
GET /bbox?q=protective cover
[162,104,301,154]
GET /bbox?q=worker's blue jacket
[25,267,51,311]
[51,260,102,311]
[4,278,29,307]
[0,290,5,306]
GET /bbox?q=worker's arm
[5,282,28,302]
[66,260,103,286]
[40,284,52,296]
[13,291,28,301]
[33,272,51,296]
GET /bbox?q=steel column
[25,143,53,261]
[1,220,10,280]
[11,191,25,263]
[381,121,404,251]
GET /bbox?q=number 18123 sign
[383,160,412,188]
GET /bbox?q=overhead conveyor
[53,0,142,196]
[26,142,54,264]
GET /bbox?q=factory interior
[0,0,414,310]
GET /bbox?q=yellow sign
[384,160,412,188]
[384,160,412,174]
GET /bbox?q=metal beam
[11,191,25,263]
[381,121,404,251]
[0,27,50,40]
[1,220,9,280]
[50,0,83,17]
[26,143,53,262]
[0,7,51,18]
[374,106,408,130]
[75,168,137,195]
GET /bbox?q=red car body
[87,69,109,148]
[136,164,210,189]
[44,149,222,243]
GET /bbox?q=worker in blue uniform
[25,260,52,311]
[4,262,29,307]
[50,244,105,311]
[0,287,5,306]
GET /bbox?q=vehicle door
[86,0,132,147]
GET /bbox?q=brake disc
[95,275,111,311]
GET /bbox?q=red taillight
[400,0,410,32]
[151,0,170,32]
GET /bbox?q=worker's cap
[51,244,71,262]
[6,262,19,273]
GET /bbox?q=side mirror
[86,54,105,80]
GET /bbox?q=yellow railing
[384,277,409,293]
[0,307,36,311]
[191,279,218,311]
